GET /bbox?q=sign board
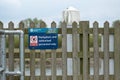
[28,28,58,49]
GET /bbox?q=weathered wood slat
[5,28,114,34]
[30,21,35,80]
[93,21,99,80]
[61,21,67,80]
[83,21,89,80]
[40,21,46,80]
[11,28,114,34]
[6,49,114,59]
[104,21,109,80]
[7,75,114,80]
[114,22,120,80]
[8,21,14,80]
[72,22,79,80]
[51,21,57,80]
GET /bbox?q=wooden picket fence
[0,21,120,80]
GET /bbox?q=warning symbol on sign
[30,36,38,46]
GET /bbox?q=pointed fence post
[114,22,120,80]
[8,21,14,80]
[72,22,79,80]
[103,21,109,80]
[51,21,57,80]
[40,21,46,80]
[61,21,67,80]
[82,21,89,80]
[30,21,35,80]
[93,21,99,80]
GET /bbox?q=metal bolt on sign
[0,30,24,80]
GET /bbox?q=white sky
[0,0,120,27]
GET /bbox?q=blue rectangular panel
[28,28,58,50]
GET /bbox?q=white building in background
[62,6,80,52]
[63,6,80,26]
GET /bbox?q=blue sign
[28,28,58,50]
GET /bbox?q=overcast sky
[0,0,120,27]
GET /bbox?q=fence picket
[104,21,109,80]
[62,21,67,80]
[82,21,89,80]
[40,21,46,80]
[8,21,14,80]
[51,21,57,80]
[114,22,120,80]
[72,22,78,80]
[30,21,35,80]
[93,21,99,80]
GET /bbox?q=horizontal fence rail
[0,21,120,80]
